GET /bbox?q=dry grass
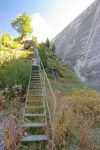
[51,88,100,150]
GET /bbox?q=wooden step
[21,134,48,142]
[23,123,47,127]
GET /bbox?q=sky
[0,0,95,42]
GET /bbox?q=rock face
[52,0,100,90]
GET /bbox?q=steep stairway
[21,56,48,149]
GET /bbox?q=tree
[11,12,33,40]
[45,38,50,48]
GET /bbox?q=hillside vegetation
[0,48,33,112]
[38,39,100,150]
[0,12,99,150]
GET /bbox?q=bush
[1,33,12,47]
[0,33,21,49]
[1,59,30,91]
[3,114,23,150]
[38,43,48,68]
[0,49,32,92]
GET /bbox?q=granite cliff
[52,0,100,90]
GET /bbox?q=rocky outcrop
[52,0,100,90]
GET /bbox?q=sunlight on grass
[0,49,33,65]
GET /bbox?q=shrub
[0,33,22,49]
[3,114,23,150]
[2,59,30,91]
[38,43,48,68]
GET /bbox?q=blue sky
[0,0,95,42]
[0,0,52,36]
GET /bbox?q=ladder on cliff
[21,49,57,150]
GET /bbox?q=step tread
[31,77,40,78]
[29,89,41,91]
[31,77,40,79]
[29,88,41,89]
[28,95,43,97]
[21,134,48,142]
[24,114,45,117]
[23,123,47,127]
[31,76,40,77]
[26,106,44,109]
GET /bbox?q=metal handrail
[36,48,57,150]
[36,48,57,111]
[24,56,33,118]
[21,48,56,150]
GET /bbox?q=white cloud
[30,0,95,42]
[31,13,54,42]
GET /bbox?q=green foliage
[45,38,50,48]
[24,40,33,49]
[48,58,83,91]
[51,44,56,55]
[1,33,12,47]
[11,12,33,40]
[0,33,21,49]
[13,36,21,42]
[38,43,48,68]
[0,49,32,91]
[0,49,32,65]
[2,59,30,90]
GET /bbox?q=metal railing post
[36,48,57,150]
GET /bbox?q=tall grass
[1,59,30,91]
[0,49,32,91]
